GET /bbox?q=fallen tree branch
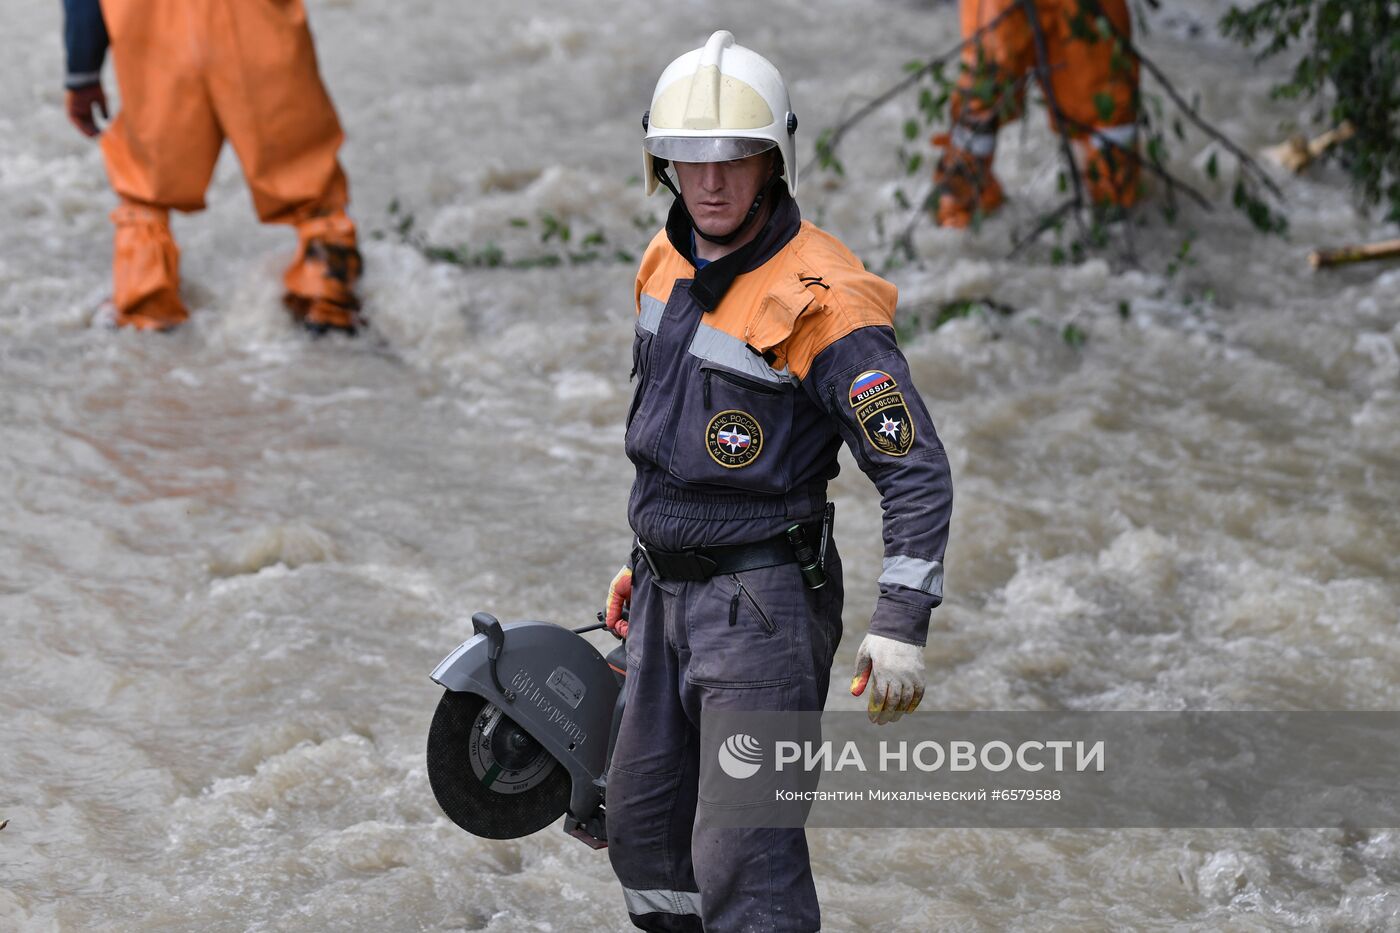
[1262,122,1356,173]
[1308,237,1400,269]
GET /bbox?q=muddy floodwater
[2,0,1398,929]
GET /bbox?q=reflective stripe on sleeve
[689,321,796,385]
[1090,124,1138,150]
[879,556,944,597]
[622,887,703,918]
[951,123,997,157]
[639,293,666,333]
[65,70,101,89]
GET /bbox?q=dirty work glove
[604,566,632,638]
[850,633,925,725]
[66,83,108,138]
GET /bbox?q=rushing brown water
[3,0,1398,929]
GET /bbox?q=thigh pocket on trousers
[685,570,797,689]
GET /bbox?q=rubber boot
[931,132,1005,228]
[110,202,189,331]
[1077,138,1140,210]
[283,212,363,335]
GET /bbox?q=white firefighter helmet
[643,30,798,196]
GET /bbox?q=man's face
[672,152,774,238]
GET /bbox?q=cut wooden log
[1308,238,1400,269]
[1262,122,1355,173]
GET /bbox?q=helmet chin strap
[653,161,778,246]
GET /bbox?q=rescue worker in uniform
[61,0,362,333]
[602,31,953,932]
[932,0,1140,227]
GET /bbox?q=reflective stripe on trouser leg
[622,888,703,920]
[1089,123,1138,150]
[950,123,997,158]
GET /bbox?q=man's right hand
[604,566,632,638]
[66,83,108,138]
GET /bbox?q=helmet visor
[644,135,777,164]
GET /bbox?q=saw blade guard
[430,617,620,827]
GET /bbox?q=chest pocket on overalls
[666,359,796,493]
[665,278,817,493]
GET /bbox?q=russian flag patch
[848,370,897,407]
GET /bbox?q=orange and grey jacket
[626,192,953,646]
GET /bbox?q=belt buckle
[637,540,715,581]
[636,540,663,579]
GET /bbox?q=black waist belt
[636,524,819,582]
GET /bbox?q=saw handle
[471,612,515,702]
[587,608,628,640]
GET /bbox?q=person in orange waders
[61,0,362,333]
[932,0,1140,227]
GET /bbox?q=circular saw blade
[427,690,571,839]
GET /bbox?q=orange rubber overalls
[933,0,1140,227]
[100,0,360,330]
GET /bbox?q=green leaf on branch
[540,213,570,243]
[932,298,1016,330]
[815,128,846,177]
[1094,93,1117,122]
[1068,11,1095,42]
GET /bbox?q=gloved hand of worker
[604,566,632,638]
[850,633,925,725]
[66,83,108,138]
